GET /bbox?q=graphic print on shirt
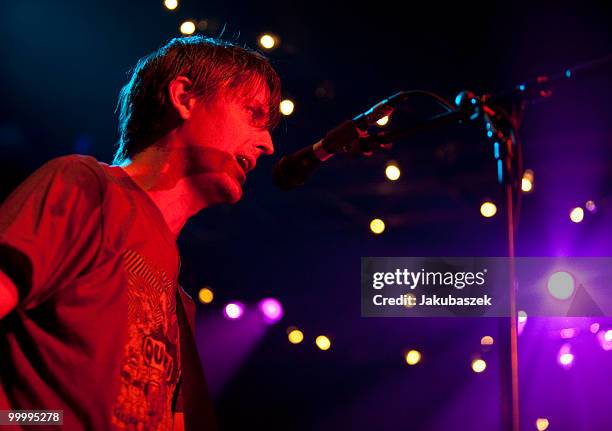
[112,249,180,431]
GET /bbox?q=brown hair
[113,35,281,164]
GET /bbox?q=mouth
[236,155,254,174]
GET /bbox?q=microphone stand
[360,53,612,431]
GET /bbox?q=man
[0,35,281,430]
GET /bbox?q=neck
[116,137,211,239]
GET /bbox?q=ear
[168,76,197,120]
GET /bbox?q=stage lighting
[585,200,597,213]
[223,302,244,320]
[180,20,196,35]
[259,34,276,49]
[547,271,575,300]
[590,322,600,333]
[521,169,534,192]
[405,349,421,365]
[560,328,576,339]
[558,344,574,368]
[316,335,331,351]
[471,358,487,373]
[536,418,550,430]
[376,115,389,126]
[164,0,178,10]
[258,298,283,323]
[279,99,294,116]
[287,328,304,344]
[385,162,401,181]
[518,310,527,323]
[480,201,497,218]
[605,330,612,342]
[569,207,584,223]
[369,218,385,234]
[480,335,494,346]
[198,287,214,304]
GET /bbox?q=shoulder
[35,155,109,194]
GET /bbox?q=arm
[0,270,18,319]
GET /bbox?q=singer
[0,35,281,431]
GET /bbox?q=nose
[257,130,274,156]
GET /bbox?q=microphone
[272,92,408,190]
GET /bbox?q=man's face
[176,83,274,205]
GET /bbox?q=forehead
[225,74,271,107]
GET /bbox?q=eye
[245,105,268,126]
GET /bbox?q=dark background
[1,1,612,429]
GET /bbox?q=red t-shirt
[0,155,186,430]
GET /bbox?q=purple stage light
[224,302,245,320]
[558,344,574,369]
[560,328,577,339]
[258,298,283,323]
[596,330,612,351]
[547,271,575,300]
[590,322,600,333]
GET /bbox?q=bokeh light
[536,418,550,430]
[287,328,304,344]
[558,344,574,368]
[258,298,283,323]
[569,207,584,223]
[223,302,244,320]
[164,0,178,10]
[518,310,528,323]
[385,162,401,181]
[560,328,576,339]
[376,115,389,126]
[547,271,575,300]
[259,34,276,49]
[521,169,534,192]
[590,322,600,333]
[585,200,597,213]
[370,218,385,234]
[279,99,295,116]
[480,201,497,218]
[471,358,487,373]
[405,349,421,365]
[480,335,494,346]
[316,335,331,351]
[180,20,196,35]
[605,329,612,342]
[198,287,214,304]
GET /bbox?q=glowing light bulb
[288,328,304,344]
[223,302,244,320]
[279,99,294,116]
[471,358,487,373]
[480,201,497,218]
[405,349,421,365]
[259,34,276,49]
[316,335,331,351]
[480,336,494,346]
[180,21,196,35]
[164,0,178,10]
[536,418,550,430]
[370,218,385,234]
[198,287,213,304]
[385,163,401,181]
[547,271,575,300]
[569,207,584,223]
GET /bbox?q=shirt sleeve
[0,155,105,310]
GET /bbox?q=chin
[216,175,244,204]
